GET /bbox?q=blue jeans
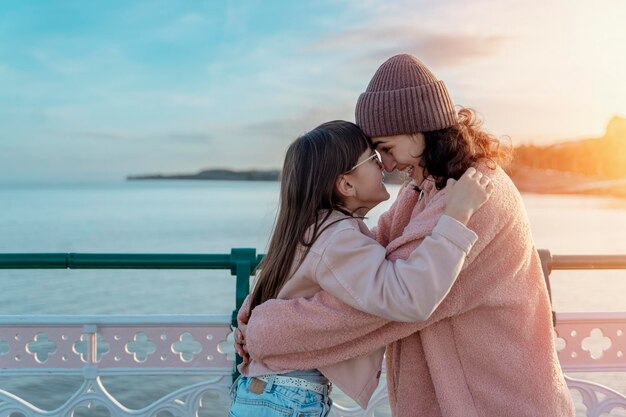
[229,376,333,417]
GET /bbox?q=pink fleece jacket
[245,167,575,417]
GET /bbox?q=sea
[1,180,625,416]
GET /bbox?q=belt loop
[263,375,276,393]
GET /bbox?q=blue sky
[1,0,625,183]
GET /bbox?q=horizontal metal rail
[1,252,623,271]
[0,253,264,270]
[550,254,626,270]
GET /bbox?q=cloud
[242,105,354,141]
[311,26,507,67]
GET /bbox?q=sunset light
[1,1,626,416]
[1,0,625,182]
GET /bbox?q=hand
[444,167,494,225]
[234,324,250,364]
[238,301,251,326]
[234,295,252,364]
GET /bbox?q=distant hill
[508,115,626,198]
[127,116,626,198]
[511,116,626,179]
[127,169,281,182]
[127,167,407,184]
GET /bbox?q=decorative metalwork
[0,376,232,417]
[0,314,622,416]
[555,313,626,417]
[0,316,235,417]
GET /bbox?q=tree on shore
[512,116,626,179]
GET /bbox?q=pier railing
[0,250,261,417]
[0,250,625,417]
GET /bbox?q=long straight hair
[249,121,370,311]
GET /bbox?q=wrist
[444,208,471,225]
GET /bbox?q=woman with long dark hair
[237,55,575,417]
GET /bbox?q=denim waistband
[283,369,329,384]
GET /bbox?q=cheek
[405,147,423,165]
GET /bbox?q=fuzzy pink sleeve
[245,291,396,363]
[246,178,516,367]
[379,180,514,331]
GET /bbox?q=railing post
[230,248,257,381]
[537,249,556,325]
[537,249,553,302]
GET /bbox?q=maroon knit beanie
[355,54,458,137]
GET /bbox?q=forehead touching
[371,138,389,149]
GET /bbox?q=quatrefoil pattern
[0,325,231,368]
[555,318,625,370]
[125,332,157,363]
[26,332,57,363]
[171,332,202,362]
[581,328,612,359]
[217,330,236,362]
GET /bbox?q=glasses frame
[345,152,381,174]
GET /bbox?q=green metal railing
[2,249,625,380]
[0,249,264,379]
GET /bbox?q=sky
[1,0,626,183]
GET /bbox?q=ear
[335,174,356,199]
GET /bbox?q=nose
[373,155,384,170]
[379,153,396,173]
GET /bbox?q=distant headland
[127,169,281,182]
[507,115,626,198]
[128,116,626,198]
[128,168,409,184]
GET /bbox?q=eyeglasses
[345,152,382,173]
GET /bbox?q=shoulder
[467,165,527,234]
[482,166,524,212]
[309,213,365,255]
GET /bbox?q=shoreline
[507,165,626,199]
[128,166,626,200]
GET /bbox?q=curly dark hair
[418,107,512,190]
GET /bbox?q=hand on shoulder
[443,167,494,225]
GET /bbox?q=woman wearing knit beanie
[239,54,575,417]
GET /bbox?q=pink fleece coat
[245,167,575,417]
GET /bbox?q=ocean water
[1,180,625,415]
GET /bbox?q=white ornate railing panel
[95,325,231,370]
[0,326,86,370]
[0,316,235,417]
[555,312,626,417]
[0,313,625,416]
[555,312,626,372]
